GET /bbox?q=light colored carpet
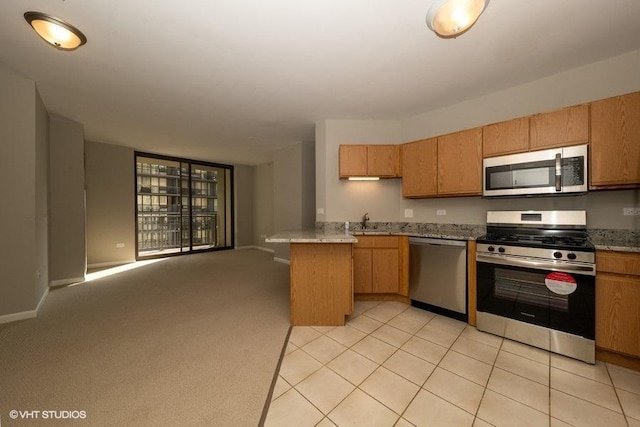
[0,249,290,426]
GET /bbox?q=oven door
[476,255,595,339]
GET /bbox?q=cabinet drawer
[597,251,640,276]
[354,236,374,248]
[373,236,399,248]
[354,235,399,249]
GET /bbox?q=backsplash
[316,221,639,251]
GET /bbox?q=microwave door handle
[555,153,562,191]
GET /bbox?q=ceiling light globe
[427,0,489,38]
[24,12,87,50]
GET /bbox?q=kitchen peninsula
[266,231,357,326]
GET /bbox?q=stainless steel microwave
[483,144,588,197]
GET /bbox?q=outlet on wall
[404,209,414,218]
[436,209,447,216]
[623,207,640,216]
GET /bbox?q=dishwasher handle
[409,237,467,247]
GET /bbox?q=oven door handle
[476,254,595,276]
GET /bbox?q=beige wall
[34,87,49,302]
[0,68,49,317]
[85,141,135,266]
[273,141,316,260]
[253,162,275,250]
[317,50,640,230]
[49,115,86,284]
[234,164,254,247]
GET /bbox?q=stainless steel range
[476,210,596,363]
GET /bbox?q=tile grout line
[285,304,418,424]
[271,302,637,427]
[475,347,502,427]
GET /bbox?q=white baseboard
[236,245,275,253]
[274,257,290,265]
[36,287,49,311]
[50,276,85,287]
[0,287,49,325]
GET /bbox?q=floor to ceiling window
[135,153,233,259]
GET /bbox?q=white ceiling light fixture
[426,0,489,38]
[24,11,87,51]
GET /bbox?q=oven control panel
[477,243,595,264]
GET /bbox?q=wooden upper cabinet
[438,128,483,195]
[482,117,530,157]
[339,144,398,178]
[590,91,640,189]
[339,145,367,177]
[401,138,438,198]
[529,104,589,150]
[367,145,399,177]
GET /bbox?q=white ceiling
[2,1,640,165]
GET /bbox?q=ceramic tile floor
[264,300,640,427]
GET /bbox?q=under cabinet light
[348,177,380,181]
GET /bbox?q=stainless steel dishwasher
[409,237,468,321]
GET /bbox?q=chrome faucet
[361,213,370,230]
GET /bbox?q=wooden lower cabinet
[353,235,408,296]
[596,250,640,362]
[289,243,353,326]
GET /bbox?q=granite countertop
[265,230,357,243]
[588,229,640,253]
[316,222,485,242]
[269,223,639,252]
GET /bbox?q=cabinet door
[353,248,373,293]
[372,249,400,293]
[401,138,437,198]
[596,274,640,357]
[368,145,398,177]
[590,92,640,188]
[482,117,529,157]
[339,145,367,178]
[529,104,589,150]
[437,128,483,195]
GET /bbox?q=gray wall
[85,141,136,266]
[34,86,49,302]
[316,50,640,230]
[253,162,275,250]
[49,115,86,284]
[272,142,316,260]
[234,164,254,247]
[0,68,49,317]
